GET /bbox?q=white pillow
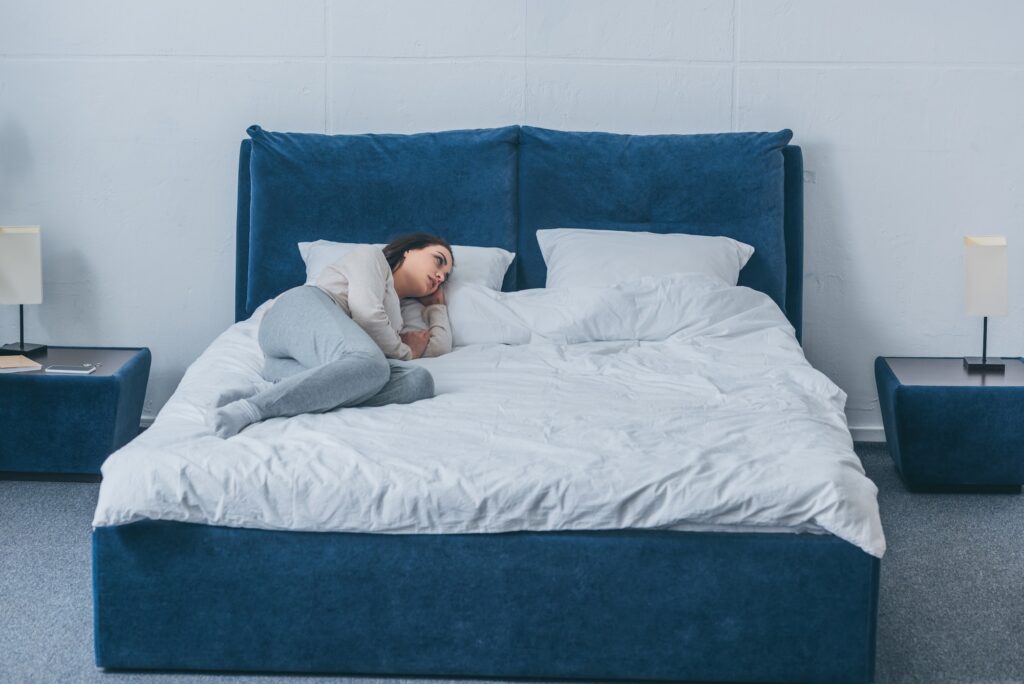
[298,240,515,290]
[447,282,528,346]
[536,228,755,289]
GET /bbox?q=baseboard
[850,425,886,443]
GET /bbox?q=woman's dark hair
[382,232,454,275]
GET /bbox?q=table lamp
[963,235,1007,372]
[0,226,47,357]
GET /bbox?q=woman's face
[396,244,453,297]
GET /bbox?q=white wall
[1,1,1021,438]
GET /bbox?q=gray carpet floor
[2,442,1023,684]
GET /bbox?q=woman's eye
[435,256,442,265]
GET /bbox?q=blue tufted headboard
[235,125,804,341]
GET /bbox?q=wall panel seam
[523,0,528,124]
[731,0,739,131]
[324,0,330,133]
[5,56,1023,69]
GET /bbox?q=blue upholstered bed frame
[92,126,879,683]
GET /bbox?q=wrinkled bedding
[93,273,885,558]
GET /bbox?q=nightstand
[0,346,151,477]
[875,356,1024,492]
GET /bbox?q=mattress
[93,273,885,558]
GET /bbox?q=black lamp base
[963,356,1006,373]
[0,342,48,358]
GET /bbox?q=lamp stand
[0,304,48,357]
[963,316,1005,372]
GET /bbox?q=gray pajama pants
[246,285,434,421]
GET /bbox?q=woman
[213,232,454,438]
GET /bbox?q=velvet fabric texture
[235,125,804,341]
[94,521,878,683]
[782,146,804,341]
[875,356,1024,491]
[0,347,150,474]
[516,127,792,308]
[243,125,520,316]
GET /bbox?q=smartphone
[44,363,97,375]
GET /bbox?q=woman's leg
[213,286,390,437]
[261,355,305,383]
[258,287,433,408]
[267,356,435,408]
[267,354,435,408]
[359,360,435,407]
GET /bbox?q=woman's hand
[417,284,446,307]
[400,329,431,359]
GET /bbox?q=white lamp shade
[964,235,1008,317]
[0,226,43,305]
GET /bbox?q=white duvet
[93,273,886,558]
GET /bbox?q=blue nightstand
[0,346,151,477]
[875,356,1024,492]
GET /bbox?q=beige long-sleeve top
[314,244,452,360]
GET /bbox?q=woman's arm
[345,254,414,360]
[410,285,452,358]
[420,304,452,358]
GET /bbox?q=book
[0,355,43,373]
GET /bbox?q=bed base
[93,521,878,683]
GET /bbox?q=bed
[91,125,883,683]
